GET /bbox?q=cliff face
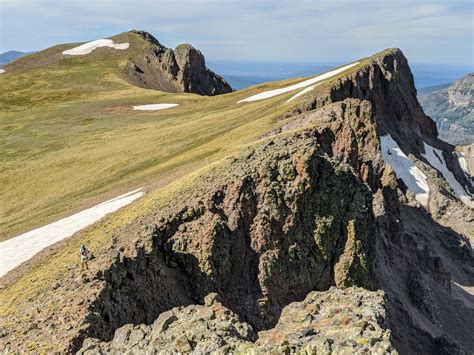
[2,49,473,354]
[418,73,474,145]
[295,49,439,154]
[123,30,233,95]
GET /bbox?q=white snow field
[62,39,130,55]
[381,134,430,206]
[237,62,359,103]
[133,103,179,111]
[0,69,5,74]
[0,188,144,277]
[422,143,474,208]
[287,83,324,103]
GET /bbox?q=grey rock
[111,324,132,348]
[151,310,177,333]
[79,289,396,354]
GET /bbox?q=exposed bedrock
[79,288,396,354]
[79,122,379,347]
[123,30,233,95]
[75,50,474,354]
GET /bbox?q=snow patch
[0,69,5,74]
[133,103,179,111]
[422,143,474,208]
[62,39,130,55]
[0,188,144,277]
[287,83,323,103]
[381,134,430,207]
[238,62,360,103]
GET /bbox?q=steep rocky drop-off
[123,30,233,95]
[1,49,473,354]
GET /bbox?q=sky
[0,0,473,66]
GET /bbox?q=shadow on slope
[377,204,474,354]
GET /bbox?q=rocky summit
[123,30,233,95]
[1,47,473,354]
[3,30,233,96]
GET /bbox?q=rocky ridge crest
[1,49,473,354]
[124,30,233,95]
[79,288,395,354]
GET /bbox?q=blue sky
[1,0,473,66]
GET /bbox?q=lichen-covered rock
[84,127,379,341]
[78,292,256,354]
[79,288,396,354]
[254,287,396,354]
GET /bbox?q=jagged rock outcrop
[79,288,395,354]
[80,124,379,346]
[123,30,233,95]
[292,48,440,155]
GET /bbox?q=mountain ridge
[1,46,473,353]
[2,30,233,96]
[0,50,34,66]
[418,73,474,145]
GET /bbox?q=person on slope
[80,244,91,270]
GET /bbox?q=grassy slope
[0,40,382,349]
[0,32,370,241]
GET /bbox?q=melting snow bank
[133,103,179,111]
[238,62,359,103]
[422,144,474,208]
[0,188,144,277]
[381,135,430,206]
[62,39,130,55]
[0,69,5,74]
[287,83,323,102]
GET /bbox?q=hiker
[80,244,90,270]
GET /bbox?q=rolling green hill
[0,31,367,241]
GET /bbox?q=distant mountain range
[2,49,471,91]
[207,60,472,90]
[418,73,473,145]
[0,50,34,66]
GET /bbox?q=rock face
[81,127,378,346]
[1,49,473,354]
[418,73,474,144]
[123,30,233,95]
[79,288,395,354]
[458,144,474,178]
[73,49,472,354]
